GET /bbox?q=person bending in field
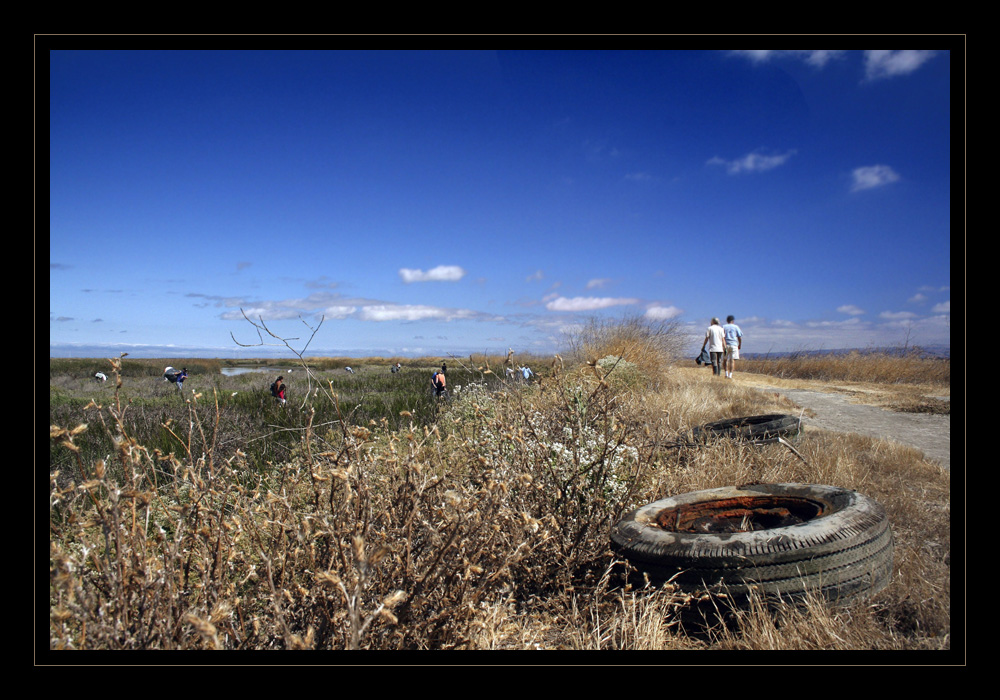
[164,366,188,391]
[431,370,447,397]
[270,375,287,405]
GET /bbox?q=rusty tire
[610,483,893,605]
[692,414,801,442]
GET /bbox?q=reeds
[48,330,951,651]
[741,349,950,386]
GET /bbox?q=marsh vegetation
[47,320,951,652]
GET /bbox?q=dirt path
[741,379,952,470]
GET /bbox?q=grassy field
[740,349,951,414]
[47,331,953,655]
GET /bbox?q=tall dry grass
[741,349,950,387]
[47,327,952,653]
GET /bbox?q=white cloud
[545,296,640,312]
[398,265,467,283]
[730,50,845,68]
[359,305,452,322]
[221,304,304,321]
[931,301,950,313]
[586,278,613,290]
[526,270,544,282]
[907,293,927,304]
[837,304,866,316]
[879,310,917,320]
[864,50,935,81]
[806,318,863,328]
[644,304,683,320]
[708,149,796,175]
[323,305,358,319]
[851,164,900,191]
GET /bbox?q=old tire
[610,483,893,606]
[692,414,801,442]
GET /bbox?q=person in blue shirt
[722,316,742,379]
[164,366,188,391]
[431,371,447,397]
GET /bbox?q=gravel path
[755,386,952,470]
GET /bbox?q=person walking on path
[701,318,726,376]
[722,315,743,379]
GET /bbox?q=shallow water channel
[220,367,297,377]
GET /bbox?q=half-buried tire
[610,483,893,606]
[692,414,801,442]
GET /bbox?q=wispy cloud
[322,305,358,319]
[863,50,936,81]
[585,278,613,290]
[730,50,846,68]
[359,304,453,322]
[837,304,866,316]
[398,265,467,283]
[879,310,917,320]
[545,296,639,312]
[851,165,900,191]
[708,149,796,175]
[931,301,950,314]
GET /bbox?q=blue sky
[48,48,955,359]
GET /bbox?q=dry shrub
[48,330,951,652]
[49,351,670,650]
[565,314,684,389]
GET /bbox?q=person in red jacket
[271,376,286,405]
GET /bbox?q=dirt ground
[735,373,953,470]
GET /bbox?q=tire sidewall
[613,483,883,561]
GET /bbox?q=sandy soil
[737,374,952,470]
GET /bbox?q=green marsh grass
[47,330,952,652]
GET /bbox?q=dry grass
[47,332,953,655]
[740,350,950,414]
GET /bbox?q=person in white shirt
[701,318,726,376]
